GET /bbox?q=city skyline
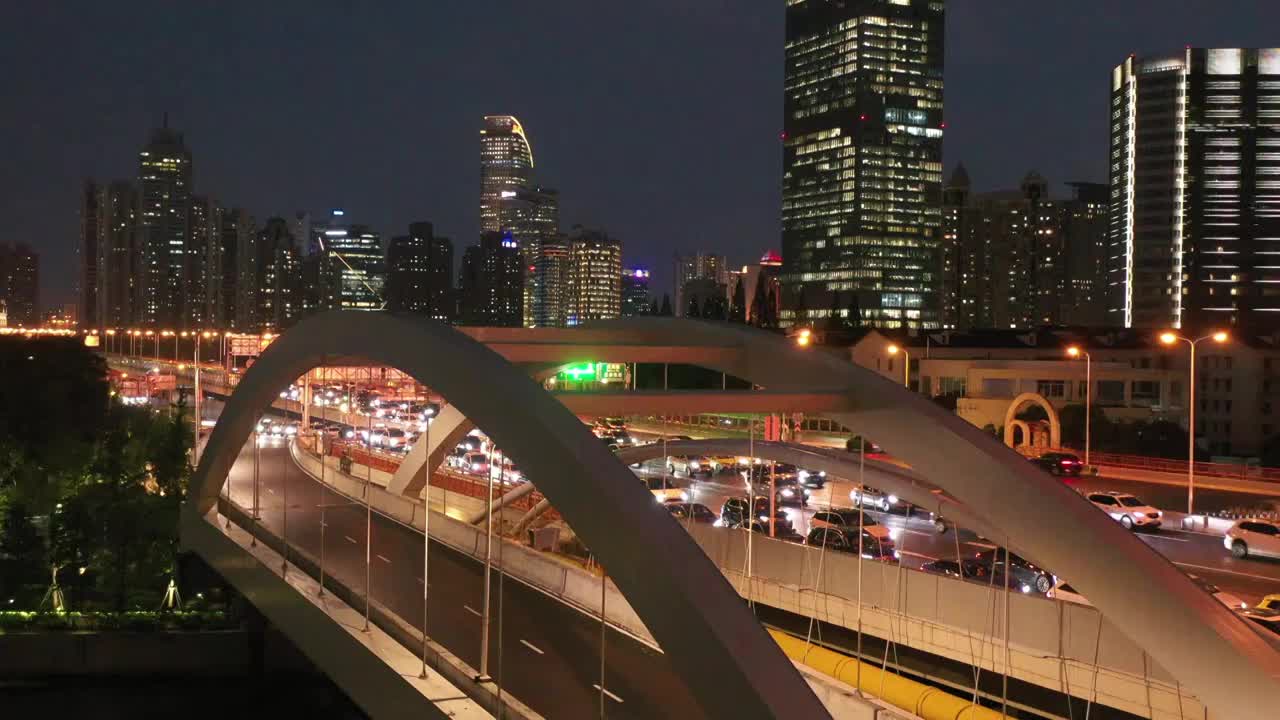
[6,3,1280,310]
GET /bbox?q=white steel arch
[186,310,830,720]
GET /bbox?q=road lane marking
[1139,533,1189,543]
[1173,562,1280,582]
[519,639,545,655]
[376,554,392,564]
[593,685,624,703]
[344,535,358,545]
[463,605,483,618]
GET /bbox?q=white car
[850,486,898,512]
[1224,518,1280,559]
[667,456,715,477]
[1085,491,1162,530]
[1188,574,1247,610]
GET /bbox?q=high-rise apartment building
[567,227,622,325]
[214,207,256,330]
[532,239,570,327]
[136,119,193,327]
[673,252,728,317]
[782,0,945,330]
[79,182,103,328]
[480,115,534,235]
[0,243,39,326]
[941,168,1109,330]
[1110,48,1280,332]
[386,221,454,323]
[186,195,216,328]
[621,267,651,317]
[459,232,523,326]
[312,210,385,311]
[255,217,302,330]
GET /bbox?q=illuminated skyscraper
[505,185,559,326]
[137,118,194,327]
[1109,49,1280,332]
[387,221,454,323]
[621,267,651,317]
[533,239,570,327]
[480,115,534,234]
[567,227,622,325]
[312,209,385,311]
[782,0,945,330]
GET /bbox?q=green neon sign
[561,362,597,379]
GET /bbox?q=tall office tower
[533,239,570,327]
[459,231,523,326]
[673,252,728,317]
[621,267,651,317]
[255,218,301,330]
[386,221,455,322]
[1062,182,1110,326]
[782,0,945,330]
[480,115,535,234]
[136,118,193,327]
[1110,49,1280,332]
[311,209,385,311]
[503,185,559,326]
[942,168,1110,330]
[185,195,215,328]
[567,227,622,325]
[0,243,39,326]
[213,207,256,330]
[196,197,224,328]
[78,182,102,328]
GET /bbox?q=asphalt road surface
[223,436,706,720]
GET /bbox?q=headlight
[471,463,482,471]
[689,461,699,469]
[850,490,859,501]
[888,528,901,540]
[887,495,899,505]
[680,491,689,502]
[1020,584,1032,594]
[782,488,794,497]
[1132,512,1146,519]
[798,471,809,480]
[713,519,724,527]
[1156,510,1163,517]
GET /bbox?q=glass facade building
[1109,48,1280,332]
[567,227,622,326]
[621,267,651,317]
[480,115,534,235]
[782,0,945,330]
[312,209,385,311]
[137,121,193,327]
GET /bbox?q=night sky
[4,1,1280,309]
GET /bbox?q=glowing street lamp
[1159,330,1229,519]
[1066,346,1091,465]
[886,344,909,388]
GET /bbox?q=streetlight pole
[1067,347,1091,465]
[887,344,910,389]
[1160,331,1228,519]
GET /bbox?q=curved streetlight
[1159,330,1229,519]
[886,343,909,388]
[1066,346,1091,466]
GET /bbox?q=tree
[729,280,747,323]
[659,294,673,317]
[687,295,700,318]
[649,298,659,316]
[795,286,808,324]
[761,286,778,328]
[0,500,45,603]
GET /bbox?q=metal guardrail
[1081,449,1280,484]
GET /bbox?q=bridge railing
[1079,449,1280,483]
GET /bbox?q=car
[919,559,989,581]
[805,526,897,561]
[1224,518,1280,559]
[665,502,718,524]
[971,547,1054,594]
[1030,452,1083,476]
[596,417,626,431]
[1257,593,1280,612]
[1237,606,1280,637]
[668,455,715,477]
[810,508,897,548]
[1085,491,1162,530]
[796,468,827,489]
[641,476,689,503]
[849,485,899,512]
[749,473,810,506]
[736,520,804,542]
[1187,574,1247,610]
[450,451,489,475]
[718,497,795,533]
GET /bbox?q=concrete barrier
[687,523,1204,720]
